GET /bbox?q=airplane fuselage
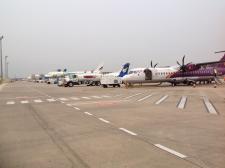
[122,66,225,85]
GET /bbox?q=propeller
[177,55,186,72]
[150,60,158,68]
[176,55,193,72]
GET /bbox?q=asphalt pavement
[0,81,224,168]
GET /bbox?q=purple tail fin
[217,54,225,68]
[220,54,225,61]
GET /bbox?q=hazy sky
[0,0,225,77]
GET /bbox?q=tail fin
[118,63,130,77]
[94,63,104,73]
[219,54,225,61]
[217,54,225,68]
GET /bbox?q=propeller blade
[151,61,153,68]
[182,55,185,66]
[154,63,158,68]
[177,61,181,66]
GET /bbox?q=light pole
[6,62,9,79]
[5,56,8,79]
[0,36,3,81]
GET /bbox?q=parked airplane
[45,64,104,85]
[45,69,67,78]
[122,53,225,86]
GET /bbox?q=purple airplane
[122,51,225,86]
[170,51,225,86]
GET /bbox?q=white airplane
[122,64,179,86]
[45,69,67,78]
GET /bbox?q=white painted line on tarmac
[154,144,187,158]
[119,128,137,136]
[100,95,111,98]
[114,94,123,97]
[59,98,68,101]
[124,93,142,99]
[177,96,187,109]
[102,95,111,98]
[34,99,43,103]
[203,97,217,115]
[155,95,169,105]
[70,97,80,100]
[73,107,80,110]
[138,94,153,102]
[66,104,72,107]
[47,98,56,102]
[60,101,65,104]
[92,96,101,99]
[84,112,93,116]
[82,97,91,100]
[99,118,110,123]
[21,100,29,104]
[6,101,15,105]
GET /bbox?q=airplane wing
[164,76,215,84]
[196,61,225,67]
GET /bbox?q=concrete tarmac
[0,81,224,168]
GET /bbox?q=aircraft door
[144,69,152,80]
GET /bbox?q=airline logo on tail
[118,63,130,77]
